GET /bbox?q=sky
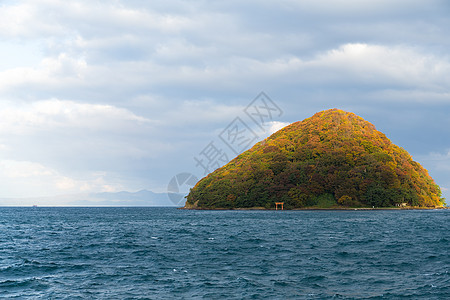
[0,0,449,205]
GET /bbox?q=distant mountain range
[75,190,177,206]
[0,190,183,207]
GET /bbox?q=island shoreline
[179,206,449,211]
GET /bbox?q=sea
[0,207,448,299]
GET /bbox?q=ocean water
[0,207,448,299]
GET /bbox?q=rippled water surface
[0,207,449,299]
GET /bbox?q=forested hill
[185,109,444,209]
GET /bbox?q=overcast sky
[0,0,449,205]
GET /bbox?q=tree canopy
[186,109,444,209]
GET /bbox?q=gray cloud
[0,0,449,203]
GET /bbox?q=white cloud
[0,54,89,94]
[0,159,123,198]
[268,121,291,135]
[147,43,450,92]
[418,150,450,171]
[0,160,54,178]
[0,2,64,37]
[249,121,292,142]
[0,99,161,196]
[277,0,441,16]
[0,99,151,134]
[0,0,449,202]
[1,0,449,102]
[40,53,87,78]
[161,99,245,126]
[414,150,450,201]
[0,1,195,38]
[312,43,450,88]
[367,90,450,104]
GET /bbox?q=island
[185,109,445,210]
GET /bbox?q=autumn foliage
[186,109,444,209]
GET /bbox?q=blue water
[0,208,448,299]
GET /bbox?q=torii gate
[275,202,284,210]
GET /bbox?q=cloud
[0,0,449,201]
[0,159,124,198]
[312,44,450,88]
[0,53,89,97]
[268,121,291,135]
[2,42,449,106]
[414,149,450,200]
[418,150,450,172]
[0,160,54,178]
[277,0,441,15]
[0,99,160,196]
[0,2,64,37]
[0,0,195,38]
[0,98,151,135]
[1,0,449,105]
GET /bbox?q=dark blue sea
[0,208,448,299]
